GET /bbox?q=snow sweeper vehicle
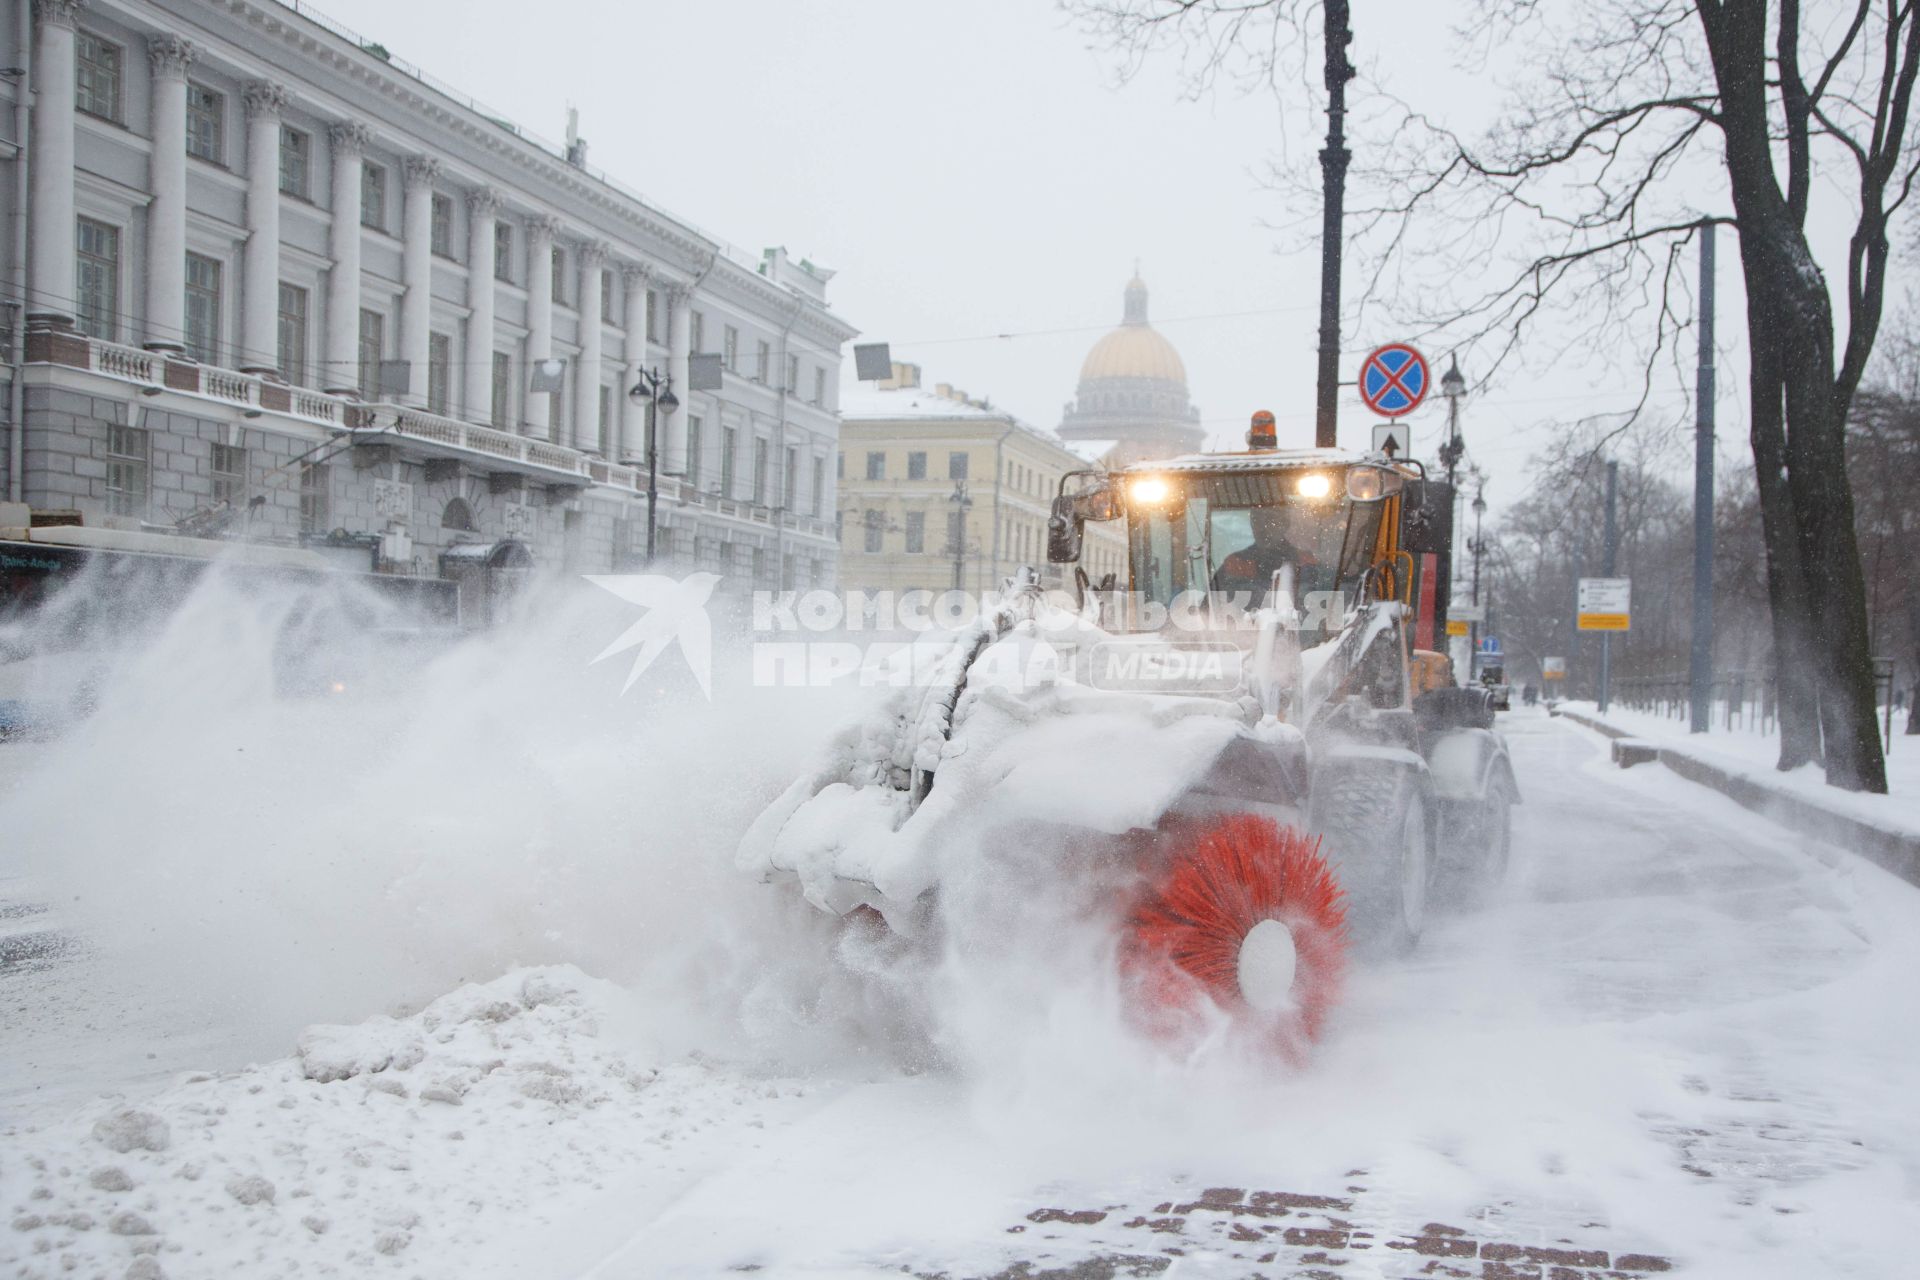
[738,429,1517,1052]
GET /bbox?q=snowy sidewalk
[1555,701,1920,888]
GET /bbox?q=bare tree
[1072,0,1920,791]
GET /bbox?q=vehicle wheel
[1123,813,1349,1057]
[1311,763,1434,955]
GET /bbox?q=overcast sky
[310,0,1824,513]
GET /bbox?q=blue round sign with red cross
[1359,343,1431,418]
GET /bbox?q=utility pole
[1689,223,1716,733]
[1599,459,1619,713]
[1314,1,1355,449]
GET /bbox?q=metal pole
[1599,459,1619,713]
[1690,223,1716,732]
[1314,0,1355,449]
[644,397,658,565]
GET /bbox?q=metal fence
[1612,667,1904,747]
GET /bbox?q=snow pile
[1,966,816,1280]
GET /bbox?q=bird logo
[584,573,721,697]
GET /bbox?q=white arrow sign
[1371,424,1405,457]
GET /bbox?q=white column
[664,283,692,474]
[27,0,82,327]
[620,264,652,463]
[574,242,607,453]
[462,187,500,423]
[239,80,289,373]
[523,215,559,440]
[143,35,194,352]
[399,155,438,405]
[323,122,369,395]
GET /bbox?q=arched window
[442,497,477,532]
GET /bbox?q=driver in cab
[1211,503,1317,596]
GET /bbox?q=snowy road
[565,708,1920,1279]
[6,710,1920,1279]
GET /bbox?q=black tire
[1477,787,1512,884]
[1310,762,1435,955]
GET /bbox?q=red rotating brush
[1124,814,1348,1059]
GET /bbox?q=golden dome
[1077,274,1187,385]
[1078,324,1188,384]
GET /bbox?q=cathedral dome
[1057,273,1204,464]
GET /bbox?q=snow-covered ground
[6,574,1920,1278]
[1567,698,1920,834]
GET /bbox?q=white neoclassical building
[0,0,855,608]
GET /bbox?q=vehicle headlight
[1295,472,1333,499]
[1345,468,1384,501]
[1129,476,1171,505]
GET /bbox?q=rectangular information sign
[1577,577,1631,631]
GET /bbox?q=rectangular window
[752,437,769,504]
[277,283,308,385]
[551,246,565,303]
[863,510,884,554]
[361,161,386,229]
[357,308,384,399]
[721,426,737,497]
[74,217,118,342]
[811,457,825,518]
[598,384,612,453]
[949,451,969,481]
[865,451,885,481]
[490,351,511,429]
[905,511,925,554]
[907,451,926,481]
[493,221,512,282]
[601,270,616,323]
[211,442,247,508]
[427,331,451,414]
[75,32,122,121]
[787,353,799,392]
[690,311,704,353]
[279,126,310,198]
[837,451,844,479]
[813,367,826,407]
[755,340,771,384]
[105,424,148,518]
[185,83,224,163]
[300,462,330,533]
[724,325,739,373]
[184,253,221,363]
[784,445,798,511]
[430,193,454,258]
[685,416,703,489]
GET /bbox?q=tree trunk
[1746,323,1824,770]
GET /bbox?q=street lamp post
[948,480,972,591]
[626,368,679,566]
[1469,477,1488,674]
[1438,355,1466,486]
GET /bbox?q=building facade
[1,0,855,614]
[836,363,1126,599]
[1056,273,1203,465]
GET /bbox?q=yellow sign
[1542,669,1566,680]
[1578,613,1631,632]
[1446,619,1469,637]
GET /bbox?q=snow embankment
[2,966,814,1280]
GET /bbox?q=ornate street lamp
[626,369,679,565]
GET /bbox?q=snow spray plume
[1,562,883,1082]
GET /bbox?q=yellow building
[836,364,1126,597]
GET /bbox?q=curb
[1556,707,1920,890]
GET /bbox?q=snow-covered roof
[1122,447,1383,475]
[839,384,1009,422]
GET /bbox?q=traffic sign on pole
[1371,423,1405,457]
[1359,344,1431,418]
[1542,656,1567,681]
[1578,577,1631,631]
